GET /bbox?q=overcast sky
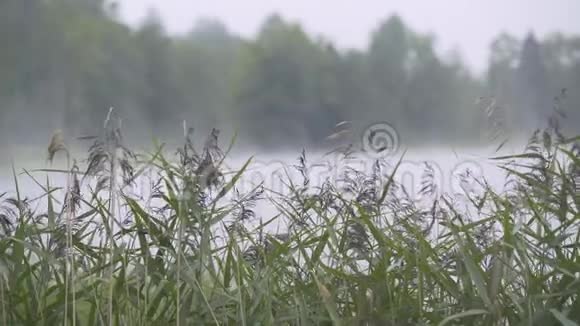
[119,0,580,74]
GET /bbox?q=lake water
[1,144,519,219]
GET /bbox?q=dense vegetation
[1,0,580,148]
[0,112,579,325]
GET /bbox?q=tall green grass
[0,116,579,325]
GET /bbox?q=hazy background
[1,0,579,160]
[120,0,580,73]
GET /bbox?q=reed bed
[0,115,579,325]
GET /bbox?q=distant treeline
[1,0,579,149]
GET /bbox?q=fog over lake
[1,143,515,221]
[1,1,579,323]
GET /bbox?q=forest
[1,0,580,149]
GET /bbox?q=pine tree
[514,33,552,129]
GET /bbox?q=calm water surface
[1,145,521,220]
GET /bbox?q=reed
[0,117,579,325]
